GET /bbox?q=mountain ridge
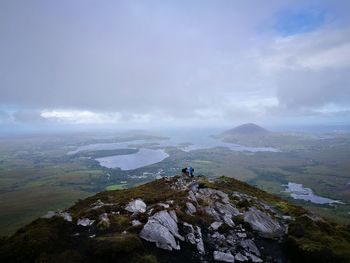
[221,123,269,136]
[0,175,349,263]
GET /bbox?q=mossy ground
[0,176,349,263]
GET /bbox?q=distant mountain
[221,123,269,136]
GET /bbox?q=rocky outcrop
[243,207,285,238]
[140,210,183,251]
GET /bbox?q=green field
[0,131,349,236]
[106,184,128,191]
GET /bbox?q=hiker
[182,166,194,177]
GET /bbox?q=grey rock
[213,251,235,262]
[282,215,293,221]
[98,213,110,228]
[140,220,179,250]
[188,190,197,203]
[189,182,199,192]
[125,198,147,213]
[237,232,247,238]
[186,232,196,244]
[158,203,170,208]
[42,211,72,222]
[42,211,56,219]
[215,202,240,218]
[183,222,195,232]
[239,239,260,257]
[61,212,73,222]
[169,210,178,223]
[140,210,184,251]
[246,253,263,263]
[223,215,235,227]
[215,190,230,204]
[244,207,285,238]
[235,253,248,261]
[198,188,230,204]
[90,199,105,210]
[152,210,183,240]
[183,223,196,244]
[195,226,205,254]
[77,218,95,226]
[210,221,223,231]
[182,222,205,254]
[186,202,197,214]
[131,219,142,226]
[205,206,222,221]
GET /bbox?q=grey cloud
[276,67,350,108]
[12,110,47,123]
[0,0,350,126]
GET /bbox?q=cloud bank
[0,0,349,128]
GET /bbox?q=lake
[95,148,169,170]
[283,182,343,205]
[68,130,280,170]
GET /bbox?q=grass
[105,184,128,191]
[0,186,91,236]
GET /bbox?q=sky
[1,0,350,131]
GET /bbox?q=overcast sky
[1,0,350,130]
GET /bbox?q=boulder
[140,210,184,251]
[182,222,205,254]
[183,222,196,244]
[235,252,248,262]
[140,221,179,250]
[77,218,95,226]
[215,202,240,218]
[210,221,223,231]
[213,251,235,262]
[246,253,263,263]
[239,239,260,257]
[195,226,205,254]
[42,211,72,222]
[125,199,147,213]
[97,213,110,230]
[188,190,197,203]
[186,202,197,214]
[90,199,105,210]
[189,182,199,192]
[243,207,285,238]
[205,206,222,221]
[131,219,142,226]
[223,215,235,227]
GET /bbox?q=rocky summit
[0,175,350,263]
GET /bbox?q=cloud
[0,0,349,127]
[255,28,350,110]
